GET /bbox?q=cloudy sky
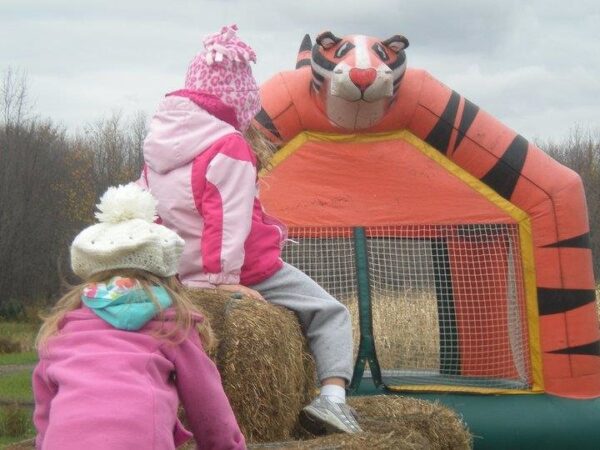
[1,0,599,141]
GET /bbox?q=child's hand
[217,284,266,302]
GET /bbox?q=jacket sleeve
[162,328,246,450]
[194,137,257,286]
[32,359,56,449]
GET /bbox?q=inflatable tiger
[308,31,408,129]
[256,31,411,138]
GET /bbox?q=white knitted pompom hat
[70,183,185,279]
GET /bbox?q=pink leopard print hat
[184,24,261,131]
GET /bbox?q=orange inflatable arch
[254,32,599,400]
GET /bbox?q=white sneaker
[300,396,363,434]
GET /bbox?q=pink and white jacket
[140,90,285,288]
[33,307,245,450]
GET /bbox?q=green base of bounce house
[355,380,600,449]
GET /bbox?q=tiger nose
[349,68,377,91]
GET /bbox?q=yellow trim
[385,384,541,395]
[261,133,308,175]
[518,216,544,392]
[264,130,544,393]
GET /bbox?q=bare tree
[0,70,80,307]
[81,111,147,197]
[1,68,31,128]
[126,110,147,173]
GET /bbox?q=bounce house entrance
[261,131,542,394]
[282,223,532,393]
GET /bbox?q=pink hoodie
[33,307,245,450]
[140,91,284,288]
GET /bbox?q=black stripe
[537,287,597,315]
[549,340,600,356]
[432,239,461,376]
[425,90,460,155]
[311,68,325,83]
[311,46,336,71]
[480,134,529,199]
[393,72,406,91]
[295,35,313,70]
[311,80,321,92]
[254,108,281,140]
[299,34,312,53]
[454,98,479,152]
[295,59,311,69]
[542,233,591,249]
[387,52,406,71]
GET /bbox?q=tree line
[0,70,146,318]
[0,69,599,318]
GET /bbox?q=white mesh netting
[282,224,532,391]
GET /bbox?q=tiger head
[298,31,409,130]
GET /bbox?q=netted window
[282,224,532,391]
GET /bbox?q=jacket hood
[143,95,238,174]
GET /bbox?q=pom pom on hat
[202,24,257,66]
[95,183,158,224]
[71,184,184,279]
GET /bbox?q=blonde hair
[36,269,215,353]
[244,123,277,172]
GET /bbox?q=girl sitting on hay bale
[33,184,245,450]
[138,24,361,434]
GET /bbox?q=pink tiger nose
[349,68,377,91]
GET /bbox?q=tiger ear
[316,31,342,49]
[382,35,409,53]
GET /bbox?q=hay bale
[187,290,471,449]
[348,396,471,450]
[249,395,472,450]
[187,289,317,443]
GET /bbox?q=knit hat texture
[184,24,260,131]
[70,184,184,279]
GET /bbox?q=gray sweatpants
[250,263,354,383]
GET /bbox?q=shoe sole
[300,406,355,435]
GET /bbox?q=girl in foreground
[32,183,245,450]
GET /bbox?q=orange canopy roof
[260,134,517,227]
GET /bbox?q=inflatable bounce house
[254,31,600,449]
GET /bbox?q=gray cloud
[1,0,599,140]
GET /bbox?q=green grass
[0,403,35,444]
[0,352,37,366]
[0,370,33,403]
[0,322,38,354]
[0,361,35,446]
[0,433,35,448]
[0,321,37,446]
